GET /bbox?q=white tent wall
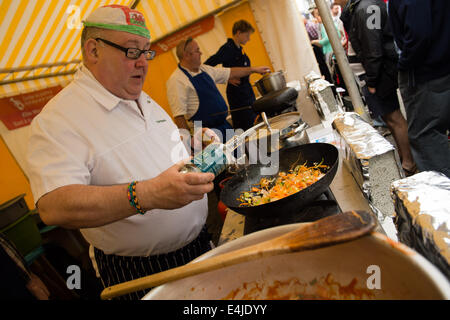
[250,0,322,126]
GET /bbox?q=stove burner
[243,188,342,235]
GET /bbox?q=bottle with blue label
[180,135,241,176]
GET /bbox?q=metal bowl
[254,71,286,96]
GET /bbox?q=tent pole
[0,60,80,85]
[0,71,77,85]
[314,0,371,123]
[130,0,140,9]
[0,60,81,74]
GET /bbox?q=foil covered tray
[332,112,401,222]
[304,71,341,119]
[391,171,450,279]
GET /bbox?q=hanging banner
[152,16,215,56]
[0,86,62,130]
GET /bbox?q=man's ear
[84,39,99,63]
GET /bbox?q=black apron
[93,226,212,300]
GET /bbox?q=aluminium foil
[391,171,450,279]
[332,112,401,222]
[305,71,341,118]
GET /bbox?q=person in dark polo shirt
[205,20,260,131]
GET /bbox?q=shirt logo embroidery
[155,120,166,123]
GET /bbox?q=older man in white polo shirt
[26,5,215,300]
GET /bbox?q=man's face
[94,30,150,100]
[331,5,340,16]
[184,40,202,69]
[236,31,252,45]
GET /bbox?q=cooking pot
[251,111,302,139]
[243,111,306,154]
[144,224,450,300]
[254,71,286,96]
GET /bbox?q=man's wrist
[128,180,156,214]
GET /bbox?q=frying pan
[208,87,298,117]
[220,143,339,218]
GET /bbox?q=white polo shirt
[27,66,208,257]
[166,64,230,123]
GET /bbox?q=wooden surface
[218,209,245,246]
[329,153,372,213]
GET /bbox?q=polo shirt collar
[75,65,141,111]
[227,38,242,51]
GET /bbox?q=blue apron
[178,64,232,141]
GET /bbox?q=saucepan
[254,70,286,96]
[244,111,308,154]
[144,223,450,300]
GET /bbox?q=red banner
[152,16,215,56]
[0,86,62,130]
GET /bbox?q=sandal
[403,164,418,177]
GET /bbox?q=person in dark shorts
[341,0,416,176]
[389,0,450,178]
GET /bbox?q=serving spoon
[100,210,376,300]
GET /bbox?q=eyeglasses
[95,38,156,60]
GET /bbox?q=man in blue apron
[167,37,270,144]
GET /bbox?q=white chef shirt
[166,64,230,124]
[27,66,208,257]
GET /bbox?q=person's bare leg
[382,110,416,172]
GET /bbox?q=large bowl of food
[143,224,450,300]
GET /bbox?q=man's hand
[228,78,241,86]
[138,162,215,211]
[252,66,271,75]
[191,127,220,151]
[311,40,321,47]
[230,66,270,79]
[368,86,376,94]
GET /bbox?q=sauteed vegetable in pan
[238,161,329,206]
[221,143,339,218]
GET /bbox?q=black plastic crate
[0,194,29,229]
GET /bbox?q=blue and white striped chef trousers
[94,226,212,300]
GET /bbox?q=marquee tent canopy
[0,0,239,97]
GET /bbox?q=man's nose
[135,53,148,67]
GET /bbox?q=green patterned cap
[83,5,150,39]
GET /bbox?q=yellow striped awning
[0,0,237,98]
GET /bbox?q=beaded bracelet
[127,181,146,215]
